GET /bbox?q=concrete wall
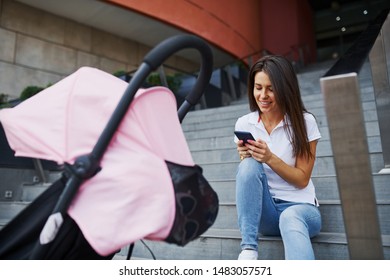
[0,0,195,99]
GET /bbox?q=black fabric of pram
[0,160,218,259]
[0,123,59,170]
[0,175,114,259]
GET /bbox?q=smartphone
[234,131,255,144]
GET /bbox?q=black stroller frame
[0,35,215,259]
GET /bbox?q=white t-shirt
[234,111,321,206]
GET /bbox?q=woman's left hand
[246,139,273,163]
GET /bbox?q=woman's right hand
[237,140,251,161]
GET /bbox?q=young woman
[234,55,321,260]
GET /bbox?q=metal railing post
[223,65,238,101]
[320,73,384,259]
[158,65,169,88]
[369,12,390,173]
[32,159,47,183]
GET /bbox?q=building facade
[0,0,316,100]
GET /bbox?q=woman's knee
[279,207,303,226]
[237,157,265,178]
[279,205,321,237]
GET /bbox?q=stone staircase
[126,60,390,260]
[1,60,389,260]
[0,168,61,231]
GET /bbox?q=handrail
[320,8,390,259]
[324,8,389,77]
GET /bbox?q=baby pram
[0,35,218,259]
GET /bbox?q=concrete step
[182,78,376,118]
[183,120,379,142]
[0,181,55,229]
[123,229,390,260]
[20,183,50,202]
[209,173,390,203]
[182,97,378,126]
[187,135,382,158]
[198,153,385,181]
[0,168,60,202]
[210,200,390,235]
[181,108,378,133]
[0,201,29,222]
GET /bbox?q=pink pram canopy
[0,67,195,256]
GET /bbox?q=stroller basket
[0,35,218,259]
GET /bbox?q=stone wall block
[0,27,16,62]
[99,57,127,75]
[15,35,76,75]
[137,44,151,66]
[135,44,197,73]
[1,0,65,44]
[76,51,100,70]
[173,56,198,73]
[91,28,131,63]
[64,20,92,52]
[0,61,63,98]
[124,39,139,65]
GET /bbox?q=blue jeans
[236,157,322,260]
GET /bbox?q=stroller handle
[92,35,213,162]
[144,34,213,122]
[48,35,213,211]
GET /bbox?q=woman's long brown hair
[247,55,313,159]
